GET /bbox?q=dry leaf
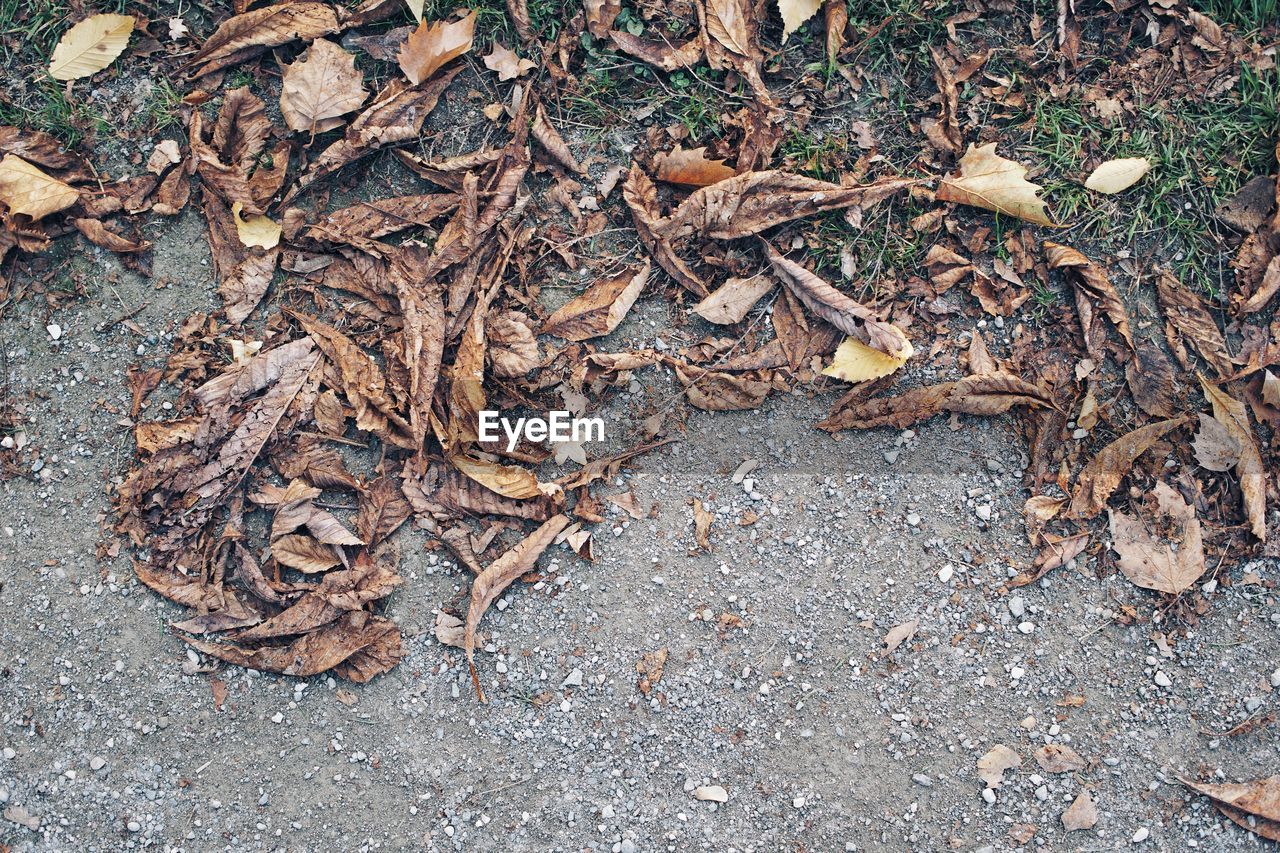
[1193,412,1241,471]
[1125,342,1177,418]
[0,155,78,220]
[280,39,368,133]
[1068,417,1185,518]
[271,533,342,573]
[778,0,822,41]
[608,31,703,71]
[706,0,754,56]
[49,13,134,81]
[1263,370,1280,408]
[654,147,736,187]
[1182,776,1280,842]
[636,648,667,695]
[693,275,774,324]
[820,373,1051,431]
[1062,791,1098,831]
[543,261,648,341]
[883,618,918,654]
[978,745,1021,788]
[764,241,910,358]
[1155,270,1233,376]
[1200,376,1266,540]
[937,143,1054,226]
[1045,241,1134,351]
[398,12,476,85]
[190,3,340,78]
[482,42,534,81]
[231,201,281,249]
[822,336,911,383]
[1109,482,1205,595]
[692,498,713,550]
[1034,744,1086,773]
[465,514,571,699]
[1084,157,1151,194]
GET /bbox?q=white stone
[1154,671,1172,688]
[1132,827,1150,843]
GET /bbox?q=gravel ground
[2,195,1279,853]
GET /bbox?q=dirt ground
[1,208,1278,852]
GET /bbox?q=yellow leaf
[822,334,913,383]
[398,12,475,85]
[777,0,821,42]
[937,143,1055,226]
[231,201,282,249]
[48,13,134,81]
[405,0,424,23]
[0,154,78,220]
[1084,157,1151,194]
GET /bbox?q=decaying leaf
[608,30,703,71]
[398,12,475,85]
[482,42,534,80]
[1109,482,1205,595]
[1156,270,1233,376]
[280,39,368,133]
[882,618,918,655]
[692,498,713,550]
[655,147,736,187]
[543,261,649,341]
[1045,241,1134,351]
[1182,775,1280,842]
[978,745,1021,788]
[1125,342,1177,418]
[1062,791,1098,831]
[637,648,667,695]
[1200,376,1266,540]
[937,143,1054,226]
[1068,417,1185,518]
[0,154,78,220]
[1034,744,1086,773]
[764,242,910,359]
[48,13,134,81]
[820,372,1051,431]
[465,514,571,699]
[693,274,774,324]
[1084,157,1151,194]
[1193,412,1240,471]
[189,2,340,78]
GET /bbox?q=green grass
[1019,62,1280,295]
[1190,0,1279,34]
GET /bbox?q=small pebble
[1132,827,1150,843]
[1154,671,1173,688]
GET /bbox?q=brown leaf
[271,533,343,573]
[465,514,571,699]
[1044,242,1134,351]
[1109,483,1205,595]
[280,39,368,133]
[636,648,667,695]
[692,498,713,550]
[1200,376,1266,540]
[220,249,278,325]
[398,12,475,85]
[654,147,736,187]
[1062,791,1098,831]
[660,171,915,241]
[883,618,918,655]
[1068,417,1186,518]
[1125,342,1177,418]
[673,363,773,411]
[356,476,412,545]
[623,164,707,296]
[183,612,401,680]
[764,241,910,358]
[692,274,774,324]
[937,143,1054,226]
[1156,270,1233,376]
[307,193,459,245]
[585,0,621,37]
[543,262,648,341]
[189,2,340,77]
[609,30,702,71]
[450,453,550,500]
[705,0,754,57]
[1192,412,1241,471]
[1033,744,1086,773]
[72,218,150,253]
[286,70,460,202]
[482,42,534,81]
[977,745,1021,788]
[1182,776,1280,843]
[487,311,540,377]
[819,373,1051,431]
[532,103,585,175]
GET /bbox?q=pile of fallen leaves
[0,0,1276,760]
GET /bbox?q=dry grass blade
[465,515,571,699]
